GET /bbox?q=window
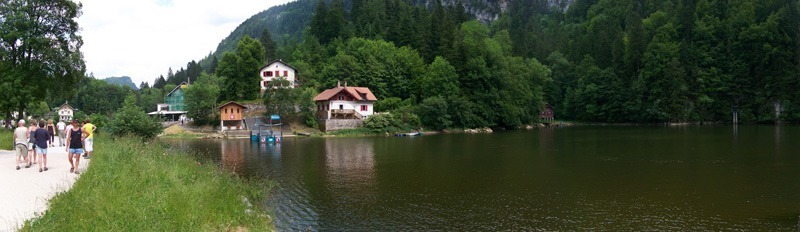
[225,108,228,114]
[264,71,273,77]
[338,95,344,100]
[284,71,288,77]
[361,105,368,111]
[237,108,240,113]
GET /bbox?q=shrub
[109,95,163,139]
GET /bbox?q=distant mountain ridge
[102,76,138,90]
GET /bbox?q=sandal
[43,167,48,171]
[74,171,80,174]
[39,168,42,172]
[69,167,74,173]
[16,166,20,170]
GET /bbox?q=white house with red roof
[259,59,297,94]
[313,81,377,121]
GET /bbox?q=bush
[416,96,452,130]
[109,95,163,139]
[89,113,108,134]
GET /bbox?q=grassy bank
[22,135,273,231]
[0,130,11,150]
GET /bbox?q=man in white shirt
[56,120,66,146]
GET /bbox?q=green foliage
[416,96,452,130]
[318,38,425,99]
[217,36,266,101]
[21,136,272,231]
[137,87,163,113]
[363,112,418,132]
[89,113,108,134]
[168,0,800,124]
[296,87,319,128]
[0,0,85,117]
[184,73,220,125]
[374,97,412,113]
[109,96,163,139]
[27,101,50,118]
[70,77,136,116]
[262,78,297,120]
[0,130,12,150]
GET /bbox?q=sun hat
[18,119,25,124]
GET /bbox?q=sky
[77,0,293,86]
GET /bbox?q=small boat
[395,132,422,137]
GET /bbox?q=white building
[259,60,297,94]
[313,82,377,120]
[57,102,74,122]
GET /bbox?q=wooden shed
[219,101,247,131]
[539,104,555,123]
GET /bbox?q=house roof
[167,82,188,97]
[218,101,247,110]
[58,102,73,111]
[313,86,378,101]
[259,59,297,72]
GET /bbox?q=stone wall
[320,119,364,132]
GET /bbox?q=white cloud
[77,0,293,86]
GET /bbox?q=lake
[166,125,800,230]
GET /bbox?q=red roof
[313,86,377,101]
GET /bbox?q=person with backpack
[33,120,50,172]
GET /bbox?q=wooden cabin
[219,101,247,131]
[539,104,555,123]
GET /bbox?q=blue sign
[270,115,280,120]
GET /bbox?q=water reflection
[166,126,800,231]
[220,139,245,173]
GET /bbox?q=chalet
[259,60,297,94]
[219,101,247,131]
[57,102,74,122]
[314,82,377,120]
[313,82,377,131]
[539,104,555,123]
[147,82,189,121]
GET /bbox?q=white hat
[18,119,25,124]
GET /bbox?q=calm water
[167,125,800,230]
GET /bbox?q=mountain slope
[200,0,573,69]
[103,76,138,90]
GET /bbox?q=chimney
[337,80,341,88]
[344,81,347,87]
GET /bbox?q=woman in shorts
[65,119,83,174]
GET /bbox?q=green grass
[0,130,12,150]
[160,132,206,139]
[22,135,273,231]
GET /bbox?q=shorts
[85,138,93,152]
[15,144,27,157]
[35,145,47,155]
[69,148,84,155]
[28,143,34,151]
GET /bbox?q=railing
[330,109,363,119]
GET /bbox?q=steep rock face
[443,0,574,23]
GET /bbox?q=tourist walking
[27,119,37,166]
[33,120,50,172]
[13,120,29,170]
[46,119,55,147]
[57,120,66,146]
[65,119,83,174]
[82,118,96,159]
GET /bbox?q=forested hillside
[164,0,799,128]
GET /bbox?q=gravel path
[0,145,89,231]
